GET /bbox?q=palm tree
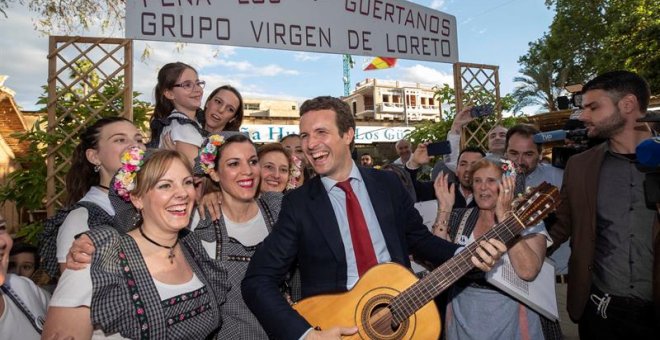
[511,62,567,113]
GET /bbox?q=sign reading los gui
[126,0,458,63]
[240,124,414,144]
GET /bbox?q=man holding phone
[406,144,484,207]
[444,106,506,172]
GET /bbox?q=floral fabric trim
[166,303,212,327]
[118,250,150,339]
[160,286,208,307]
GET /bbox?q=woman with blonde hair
[43,149,227,339]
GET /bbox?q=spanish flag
[363,57,397,71]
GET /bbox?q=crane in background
[342,54,355,96]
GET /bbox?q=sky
[0,0,554,114]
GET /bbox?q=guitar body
[293,263,441,340]
[292,182,560,339]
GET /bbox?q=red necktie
[336,179,378,276]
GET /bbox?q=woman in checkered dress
[42,117,145,277]
[191,134,293,339]
[42,149,228,339]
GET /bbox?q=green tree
[0,66,150,244]
[0,0,124,33]
[511,61,568,113]
[519,0,660,102]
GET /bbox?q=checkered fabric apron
[87,227,225,340]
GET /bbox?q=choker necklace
[139,226,179,264]
[98,184,110,190]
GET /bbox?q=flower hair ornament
[199,134,225,174]
[286,155,303,190]
[114,146,146,201]
[500,159,517,177]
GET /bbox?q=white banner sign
[126,0,458,63]
[240,124,414,144]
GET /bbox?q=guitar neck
[390,214,525,323]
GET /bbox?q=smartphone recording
[470,104,494,118]
[427,141,452,156]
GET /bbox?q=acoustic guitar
[293,182,560,339]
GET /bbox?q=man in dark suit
[548,71,659,339]
[405,144,484,205]
[242,96,506,339]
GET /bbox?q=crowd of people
[0,67,657,340]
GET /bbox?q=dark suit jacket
[242,167,460,339]
[549,142,660,322]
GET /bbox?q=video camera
[533,123,593,169]
[533,86,595,168]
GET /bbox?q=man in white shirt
[504,123,574,339]
[392,139,412,165]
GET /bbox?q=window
[244,103,260,110]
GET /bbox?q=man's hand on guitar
[304,326,358,339]
[471,239,507,272]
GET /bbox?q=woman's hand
[434,171,455,211]
[198,191,223,221]
[161,131,176,150]
[432,171,454,240]
[495,174,515,222]
[65,234,95,270]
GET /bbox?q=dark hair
[381,163,416,201]
[204,85,244,131]
[66,117,133,206]
[258,143,292,167]
[582,70,651,112]
[505,124,542,153]
[299,96,356,150]
[361,152,371,157]
[457,146,486,164]
[214,134,256,167]
[280,133,300,143]
[10,242,40,270]
[151,62,197,141]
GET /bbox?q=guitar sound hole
[362,295,408,339]
[371,304,399,332]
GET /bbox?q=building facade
[343,78,441,122]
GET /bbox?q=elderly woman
[433,157,549,340]
[43,149,227,339]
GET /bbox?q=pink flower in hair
[114,146,145,201]
[286,155,303,190]
[199,134,225,174]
